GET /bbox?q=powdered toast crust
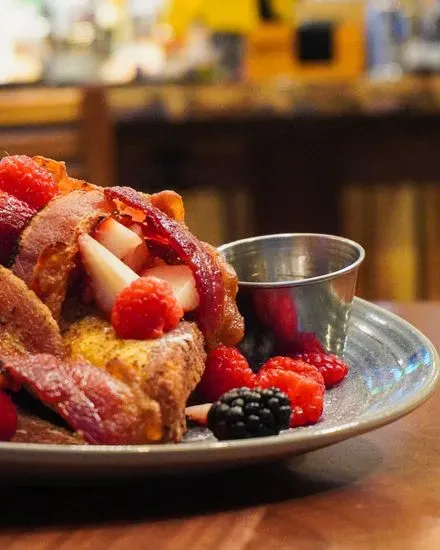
[64,317,206,442]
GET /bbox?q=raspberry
[207,387,292,440]
[0,155,58,210]
[296,352,349,388]
[0,191,36,265]
[260,356,324,387]
[111,276,183,340]
[258,369,324,427]
[197,345,255,402]
[0,390,17,441]
[254,291,298,345]
[294,332,325,354]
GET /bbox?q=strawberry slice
[123,242,149,273]
[93,217,143,259]
[122,225,149,273]
[185,403,212,426]
[78,234,138,314]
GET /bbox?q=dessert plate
[0,298,438,479]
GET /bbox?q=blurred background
[1,0,439,302]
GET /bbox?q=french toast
[0,155,244,445]
[64,316,206,442]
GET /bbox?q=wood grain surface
[1,302,440,550]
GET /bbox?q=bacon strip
[105,186,225,348]
[0,354,162,445]
[202,242,244,346]
[13,189,110,286]
[13,189,112,319]
[150,190,185,222]
[33,156,99,195]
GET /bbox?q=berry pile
[197,342,349,438]
[207,387,292,440]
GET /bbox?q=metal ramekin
[218,234,365,361]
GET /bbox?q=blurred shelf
[0,88,81,126]
[4,75,440,127]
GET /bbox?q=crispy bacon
[150,190,185,222]
[0,354,162,445]
[33,156,98,195]
[13,189,112,319]
[12,404,87,445]
[202,243,244,346]
[105,186,225,348]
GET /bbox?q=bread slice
[63,316,206,442]
[0,265,64,358]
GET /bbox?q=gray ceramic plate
[0,298,438,480]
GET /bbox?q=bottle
[366,0,409,80]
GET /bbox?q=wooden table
[1,302,440,550]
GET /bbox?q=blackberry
[207,387,292,441]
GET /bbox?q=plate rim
[1,298,439,460]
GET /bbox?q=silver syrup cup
[218,234,365,365]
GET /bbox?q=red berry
[0,190,36,265]
[0,155,58,210]
[294,332,325,354]
[258,369,324,427]
[296,352,349,388]
[0,390,17,441]
[0,371,20,392]
[111,276,183,340]
[254,291,298,345]
[197,345,255,402]
[260,356,324,387]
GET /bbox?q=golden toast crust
[0,265,64,358]
[64,317,206,442]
